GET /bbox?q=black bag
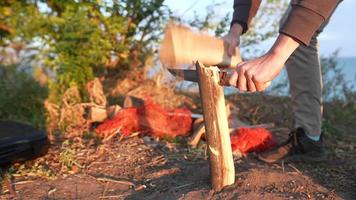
[0,120,50,166]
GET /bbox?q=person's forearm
[268,33,300,63]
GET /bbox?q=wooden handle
[219,71,272,91]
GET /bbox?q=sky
[164,0,356,58]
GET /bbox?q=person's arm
[225,0,261,56]
[229,0,341,92]
[280,0,341,46]
[231,0,261,34]
[229,33,299,92]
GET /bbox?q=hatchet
[159,22,271,90]
[159,22,242,68]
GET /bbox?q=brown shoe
[258,128,326,163]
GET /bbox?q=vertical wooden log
[196,61,235,191]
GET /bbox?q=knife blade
[167,68,236,87]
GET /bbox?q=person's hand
[228,53,282,91]
[228,33,300,92]
[223,23,243,57]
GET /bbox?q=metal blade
[167,68,235,87]
[167,68,199,82]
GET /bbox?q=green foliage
[59,140,76,170]
[320,51,356,136]
[0,64,48,128]
[1,0,170,101]
[321,50,356,103]
[1,0,285,104]
[59,140,83,171]
[12,160,57,180]
[322,102,356,136]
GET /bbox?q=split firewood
[189,100,275,187]
[85,105,122,122]
[188,122,275,148]
[192,117,204,130]
[188,104,251,148]
[188,122,205,148]
[189,104,232,148]
[189,111,225,148]
[86,78,107,107]
[86,106,107,122]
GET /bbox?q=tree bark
[196,61,235,192]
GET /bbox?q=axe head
[159,22,242,69]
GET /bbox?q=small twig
[175,183,192,189]
[96,177,135,186]
[151,155,166,166]
[118,134,125,142]
[127,131,140,138]
[99,195,123,199]
[103,127,121,143]
[134,185,147,191]
[204,144,208,160]
[2,175,16,196]
[281,160,285,173]
[288,163,302,174]
[12,180,34,185]
[48,187,57,196]
[272,163,281,169]
[102,182,109,197]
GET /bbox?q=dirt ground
[1,131,355,200]
[1,93,355,200]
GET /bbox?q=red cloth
[230,127,277,153]
[95,100,192,138]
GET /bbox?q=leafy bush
[320,51,356,136]
[1,0,170,101]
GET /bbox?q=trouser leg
[286,36,322,137]
[279,4,338,137]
